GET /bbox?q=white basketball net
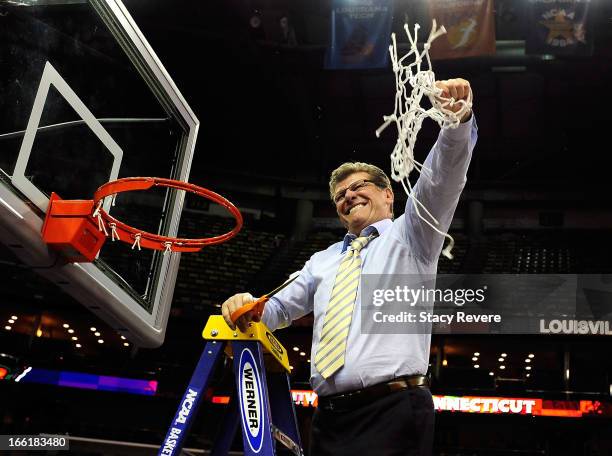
[376,21,473,259]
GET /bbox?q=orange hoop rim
[92,177,243,252]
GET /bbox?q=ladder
[158,316,304,456]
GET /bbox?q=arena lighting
[14,366,32,382]
[8,319,14,324]
[90,327,96,332]
[472,357,478,361]
[501,353,507,357]
[292,346,299,352]
[473,352,480,356]
[68,329,74,334]
[526,374,530,378]
[98,339,104,344]
[498,357,504,362]
[120,335,126,340]
[75,344,82,348]
[525,358,531,363]
[11,316,17,320]
[71,337,77,341]
[442,359,448,366]
[489,372,494,376]
[36,328,42,337]
[499,365,505,369]
[4,326,11,331]
[299,352,306,356]
[526,366,532,371]
[474,364,480,368]
[62,323,69,328]
[528,354,535,358]
[94,332,100,337]
[123,342,129,347]
[20,368,157,395]
[307,359,310,363]
[565,368,569,379]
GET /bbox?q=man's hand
[434,78,472,122]
[221,293,259,332]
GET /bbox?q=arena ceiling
[122,0,612,199]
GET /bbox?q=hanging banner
[526,0,593,56]
[428,0,496,60]
[326,0,393,70]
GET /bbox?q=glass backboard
[0,0,199,347]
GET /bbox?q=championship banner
[428,0,496,60]
[526,0,593,56]
[325,0,393,70]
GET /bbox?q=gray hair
[328,162,391,200]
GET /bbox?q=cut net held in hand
[376,21,472,259]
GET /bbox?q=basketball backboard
[0,0,199,347]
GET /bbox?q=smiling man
[221,78,477,455]
[332,169,394,235]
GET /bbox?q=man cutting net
[221,78,476,456]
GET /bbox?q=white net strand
[376,20,473,259]
[109,222,119,242]
[92,200,108,236]
[131,233,142,251]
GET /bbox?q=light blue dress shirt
[263,117,478,396]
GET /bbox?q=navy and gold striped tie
[315,234,375,379]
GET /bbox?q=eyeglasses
[333,179,379,204]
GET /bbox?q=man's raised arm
[401,78,478,262]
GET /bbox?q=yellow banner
[428,0,496,60]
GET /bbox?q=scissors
[229,275,298,325]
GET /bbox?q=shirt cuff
[440,113,475,141]
[262,296,290,331]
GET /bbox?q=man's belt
[318,374,429,412]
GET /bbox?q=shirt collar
[341,218,392,252]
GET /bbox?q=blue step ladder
[158,316,304,456]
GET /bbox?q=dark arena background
[1,0,612,455]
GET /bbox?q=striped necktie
[315,233,376,379]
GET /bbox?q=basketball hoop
[42,177,243,262]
